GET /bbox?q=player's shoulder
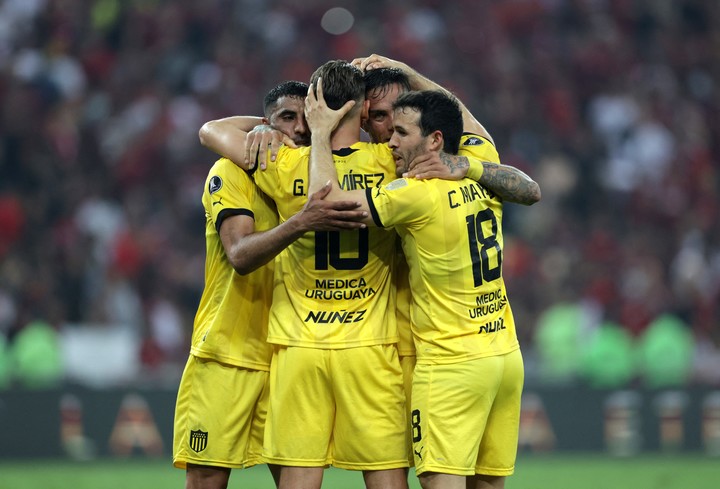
[209,157,243,174]
[380,177,430,196]
[356,141,393,156]
[205,157,253,193]
[352,142,395,175]
[207,157,239,181]
[277,145,311,161]
[459,133,500,163]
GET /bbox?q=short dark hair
[309,60,365,110]
[393,90,463,154]
[364,68,411,99]
[263,80,308,117]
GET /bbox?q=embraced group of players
[172,54,541,489]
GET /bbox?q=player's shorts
[411,348,524,476]
[399,354,417,466]
[173,355,269,469]
[263,344,408,470]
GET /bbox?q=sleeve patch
[463,136,484,146]
[385,178,409,191]
[208,175,223,194]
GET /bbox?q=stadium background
[0,0,718,487]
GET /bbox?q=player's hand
[244,125,296,170]
[305,77,355,137]
[404,152,469,180]
[296,182,367,231]
[351,54,405,72]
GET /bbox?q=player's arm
[199,116,293,170]
[404,153,541,206]
[353,54,493,143]
[220,182,367,275]
[355,55,540,203]
[305,79,376,226]
[199,116,259,167]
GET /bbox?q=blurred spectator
[582,321,635,389]
[534,302,585,384]
[636,314,695,388]
[10,319,63,388]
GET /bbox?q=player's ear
[361,99,370,120]
[429,130,443,151]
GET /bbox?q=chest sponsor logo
[305,278,376,300]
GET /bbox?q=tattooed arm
[407,153,541,206]
[477,160,541,205]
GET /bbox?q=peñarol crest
[189,429,208,452]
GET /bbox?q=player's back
[369,176,519,364]
[253,142,399,349]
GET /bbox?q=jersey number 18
[466,209,502,286]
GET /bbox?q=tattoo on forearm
[480,162,539,205]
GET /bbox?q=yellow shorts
[264,344,408,470]
[400,354,416,466]
[412,349,524,476]
[173,355,269,469]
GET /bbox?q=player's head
[263,80,310,146]
[388,90,463,176]
[309,60,366,120]
[362,68,411,144]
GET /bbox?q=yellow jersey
[190,158,277,370]
[368,134,518,364]
[394,242,415,357]
[394,134,499,359]
[253,143,399,348]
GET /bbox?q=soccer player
[172,81,367,489]
[305,82,539,489]
[352,58,539,472]
[360,66,411,144]
[238,60,412,489]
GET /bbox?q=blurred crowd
[0,0,718,388]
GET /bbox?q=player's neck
[330,119,362,150]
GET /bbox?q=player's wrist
[466,158,484,181]
[287,211,310,235]
[310,128,333,140]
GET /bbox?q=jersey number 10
[314,229,369,270]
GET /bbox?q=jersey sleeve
[202,158,256,233]
[459,134,501,164]
[367,178,432,230]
